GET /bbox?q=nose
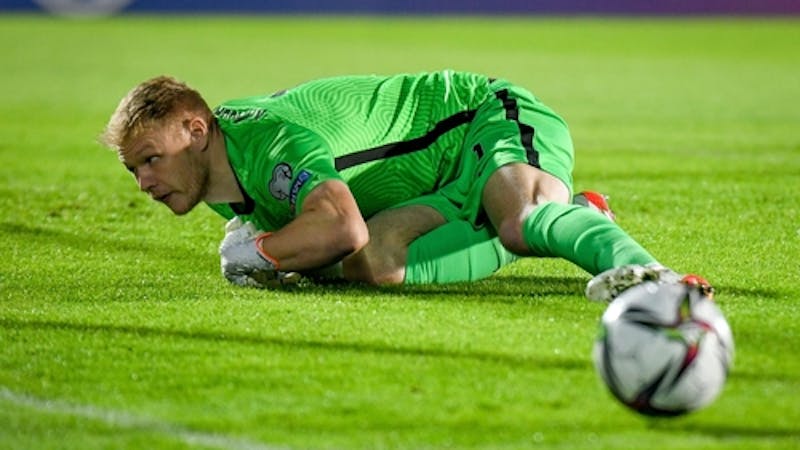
[136,166,156,193]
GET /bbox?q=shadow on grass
[649,421,800,440]
[724,369,800,383]
[302,275,590,301]
[0,317,589,371]
[713,285,785,300]
[321,276,786,304]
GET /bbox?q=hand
[219,218,297,288]
[220,217,260,249]
[219,233,277,287]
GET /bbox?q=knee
[495,215,530,256]
[356,260,406,285]
[495,195,568,256]
[483,164,571,255]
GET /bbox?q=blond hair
[100,76,212,151]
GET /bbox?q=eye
[146,155,161,165]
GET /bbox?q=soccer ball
[593,280,734,416]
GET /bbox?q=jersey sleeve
[250,121,343,217]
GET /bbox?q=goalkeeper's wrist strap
[254,233,280,269]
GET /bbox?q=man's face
[119,117,209,215]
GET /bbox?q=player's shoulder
[212,95,272,125]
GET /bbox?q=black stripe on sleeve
[494,89,540,168]
[334,109,477,171]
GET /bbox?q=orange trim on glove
[254,232,281,270]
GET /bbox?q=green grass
[1,14,799,450]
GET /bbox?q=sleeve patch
[268,163,293,200]
[289,169,312,212]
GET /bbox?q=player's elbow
[305,179,370,259]
[338,216,370,256]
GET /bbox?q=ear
[187,116,208,139]
[186,116,209,150]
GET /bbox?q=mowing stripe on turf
[0,387,286,450]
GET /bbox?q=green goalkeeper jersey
[206,70,493,231]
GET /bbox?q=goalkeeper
[101,71,690,301]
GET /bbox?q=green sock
[523,202,657,275]
[404,221,519,285]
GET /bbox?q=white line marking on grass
[0,387,288,450]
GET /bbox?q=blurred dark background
[2,0,799,15]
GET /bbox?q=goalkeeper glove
[218,218,299,288]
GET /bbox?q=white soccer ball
[593,280,734,416]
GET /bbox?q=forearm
[258,213,368,271]
[257,179,369,272]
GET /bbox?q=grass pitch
[1,14,799,450]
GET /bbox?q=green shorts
[395,78,575,227]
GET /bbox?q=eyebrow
[121,144,148,174]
